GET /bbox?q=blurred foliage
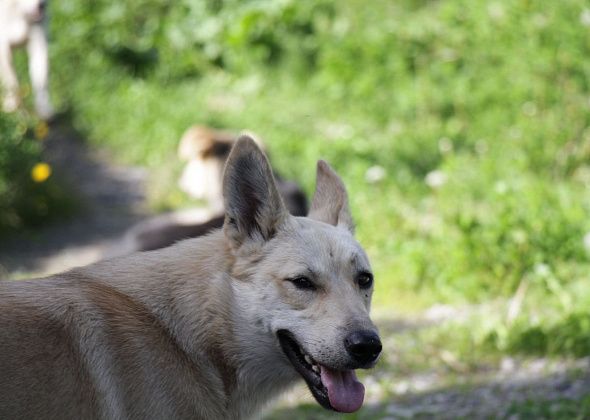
[0,113,75,232]
[0,0,587,356]
[507,394,590,419]
[506,312,590,357]
[51,0,334,82]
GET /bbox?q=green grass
[43,0,590,353]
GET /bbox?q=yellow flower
[35,121,49,140]
[31,162,52,183]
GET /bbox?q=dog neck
[155,235,297,418]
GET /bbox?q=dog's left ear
[308,160,355,233]
[222,135,287,246]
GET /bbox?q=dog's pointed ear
[308,160,354,233]
[222,135,287,246]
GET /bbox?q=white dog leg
[0,40,21,112]
[27,24,53,120]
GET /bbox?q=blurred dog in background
[107,126,308,256]
[177,126,306,214]
[0,0,53,119]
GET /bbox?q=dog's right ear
[222,135,287,248]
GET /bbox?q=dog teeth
[303,354,320,374]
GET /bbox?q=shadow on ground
[0,118,147,277]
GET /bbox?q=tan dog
[0,136,381,419]
[0,0,53,119]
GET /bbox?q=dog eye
[357,272,373,289]
[288,276,317,291]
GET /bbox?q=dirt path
[0,122,148,278]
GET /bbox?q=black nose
[344,330,382,365]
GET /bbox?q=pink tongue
[319,366,365,413]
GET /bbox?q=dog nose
[344,330,382,365]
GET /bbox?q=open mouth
[277,330,365,413]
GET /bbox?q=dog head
[223,136,381,413]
